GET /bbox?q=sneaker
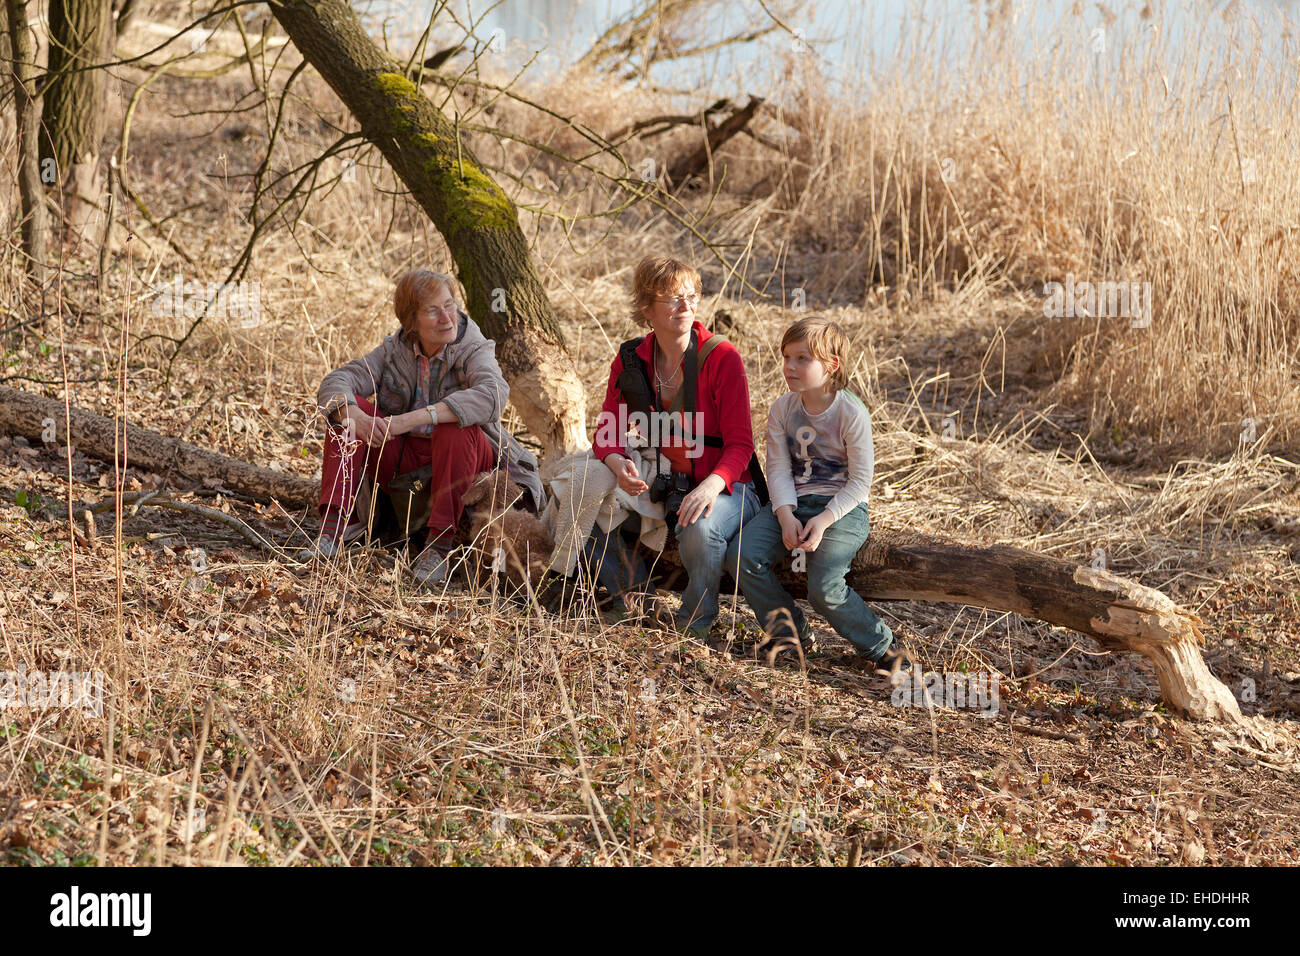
[535,571,585,613]
[870,645,913,676]
[676,621,711,644]
[622,593,672,628]
[296,518,364,562]
[411,546,449,588]
[297,535,344,562]
[755,633,808,666]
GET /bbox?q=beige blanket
[541,447,669,575]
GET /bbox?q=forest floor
[2,22,1300,865]
[4,285,1299,866]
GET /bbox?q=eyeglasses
[422,302,459,316]
[654,293,701,310]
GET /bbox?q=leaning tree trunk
[5,0,49,287]
[42,0,113,246]
[0,383,1244,725]
[269,0,588,459]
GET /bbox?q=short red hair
[394,269,456,340]
[630,256,701,327]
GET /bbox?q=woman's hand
[341,408,391,448]
[676,473,726,527]
[604,453,649,496]
[776,506,804,551]
[387,403,454,436]
[797,510,835,552]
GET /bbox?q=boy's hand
[776,507,804,550]
[797,510,835,552]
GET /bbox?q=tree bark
[42,0,113,246]
[834,530,1241,723]
[0,383,1242,724]
[0,3,10,240]
[5,0,49,287]
[268,0,588,458]
[0,386,318,506]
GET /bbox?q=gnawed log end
[841,526,1244,725]
[1073,565,1241,722]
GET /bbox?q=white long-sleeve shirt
[765,389,875,522]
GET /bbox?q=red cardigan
[591,321,754,493]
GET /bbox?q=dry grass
[2,3,1300,866]
[475,2,1300,456]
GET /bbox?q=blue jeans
[725,494,893,660]
[585,481,761,631]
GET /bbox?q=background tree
[41,0,114,244]
[269,0,588,457]
[111,0,137,38]
[5,0,48,288]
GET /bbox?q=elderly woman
[579,255,763,638]
[303,268,542,585]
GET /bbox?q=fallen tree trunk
[837,530,1240,723]
[0,386,317,506]
[1,384,1241,723]
[657,529,1239,723]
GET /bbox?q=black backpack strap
[748,452,769,505]
[612,332,766,502]
[616,337,654,419]
[678,330,699,418]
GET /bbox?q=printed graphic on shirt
[787,424,848,488]
[767,389,875,521]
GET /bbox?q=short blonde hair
[781,316,851,392]
[394,269,457,341]
[630,256,701,327]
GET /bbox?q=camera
[648,471,692,520]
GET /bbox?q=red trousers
[319,396,495,545]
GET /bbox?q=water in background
[358,0,1300,95]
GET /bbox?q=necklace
[654,353,683,388]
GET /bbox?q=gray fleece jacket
[317,311,544,511]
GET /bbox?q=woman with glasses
[303,268,543,586]
[580,255,760,639]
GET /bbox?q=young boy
[727,316,901,668]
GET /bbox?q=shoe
[675,621,711,643]
[869,645,913,675]
[755,633,808,665]
[411,546,449,588]
[620,592,672,628]
[296,518,364,562]
[535,571,584,613]
[297,535,343,562]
